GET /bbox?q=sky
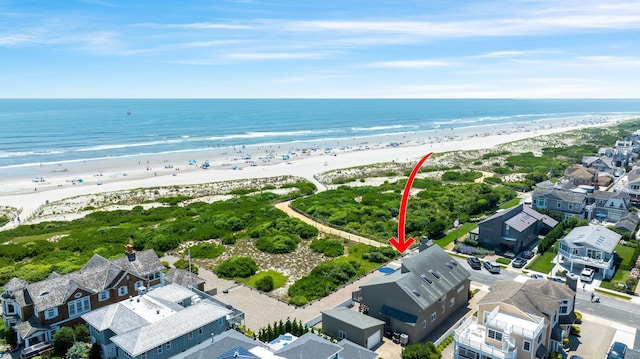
[1,0,640,98]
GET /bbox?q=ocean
[2,99,640,169]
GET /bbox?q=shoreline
[0,114,636,225]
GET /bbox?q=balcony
[557,249,612,270]
[455,317,518,359]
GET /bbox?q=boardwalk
[274,201,386,248]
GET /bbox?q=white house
[557,225,621,280]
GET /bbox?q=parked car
[550,277,565,283]
[568,356,584,359]
[512,258,527,268]
[483,261,501,274]
[580,268,595,282]
[607,341,627,359]
[467,257,482,270]
[530,273,545,279]
[522,250,534,259]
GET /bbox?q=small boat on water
[127,109,132,115]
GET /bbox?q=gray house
[558,225,621,279]
[353,244,470,344]
[532,188,588,220]
[321,307,385,350]
[82,283,233,359]
[622,166,640,205]
[587,190,631,223]
[476,204,558,255]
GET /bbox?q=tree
[74,324,90,343]
[401,342,441,359]
[66,342,89,359]
[53,327,76,356]
[216,256,258,278]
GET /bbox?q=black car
[522,250,534,259]
[467,257,481,270]
[607,341,627,359]
[512,258,527,268]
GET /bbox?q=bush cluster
[361,246,398,263]
[287,260,360,305]
[216,256,258,279]
[310,238,344,257]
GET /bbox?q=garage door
[366,330,381,349]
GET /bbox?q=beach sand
[0,114,635,227]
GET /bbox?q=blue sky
[2,0,640,98]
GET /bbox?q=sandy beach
[0,114,635,227]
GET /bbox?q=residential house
[1,246,164,347]
[476,204,558,255]
[582,155,620,176]
[321,306,385,350]
[164,268,207,292]
[558,225,621,279]
[82,283,232,359]
[531,188,588,220]
[173,330,377,359]
[587,190,631,223]
[454,280,576,359]
[564,164,598,188]
[614,213,640,234]
[623,166,640,205]
[352,244,470,344]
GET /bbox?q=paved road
[274,201,385,247]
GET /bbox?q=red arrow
[389,152,433,253]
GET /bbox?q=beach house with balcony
[454,280,576,359]
[1,246,164,348]
[557,225,621,280]
[531,188,588,220]
[587,190,631,223]
[352,244,470,344]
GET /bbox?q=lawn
[241,270,288,290]
[437,222,478,248]
[8,231,69,244]
[525,243,557,274]
[615,244,636,269]
[499,198,522,209]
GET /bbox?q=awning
[380,305,418,324]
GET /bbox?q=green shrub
[256,234,299,254]
[496,257,511,265]
[310,238,344,257]
[570,324,581,336]
[189,243,224,259]
[216,256,258,279]
[255,276,274,292]
[174,259,198,274]
[574,311,582,324]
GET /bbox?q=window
[68,297,91,318]
[198,328,203,335]
[523,340,531,352]
[148,272,161,281]
[44,307,58,320]
[431,313,436,322]
[537,332,543,343]
[157,346,162,354]
[559,299,570,315]
[568,203,573,210]
[134,281,144,290]
[488,329,503,342]
[188,332,193,340]
[536,198,546,208]
[556,201,562,208]
[338,330,346,339]
[219,317,225,326]
[6,303,17,314]
[166,342,171,351]
[98,291,110,302]
[118,286,128,296]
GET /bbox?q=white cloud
[366,60,453,68]
[227,51,332,60]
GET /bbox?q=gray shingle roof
[480,280,575,318]
[165,268,206,289]
[361,245,469,310]
[337,339,377,359]
[532,189,586,203]
[563,225,621,253]
[321,307,384,330]
[110,300,231,356]
[275,332,342,359]
[172,330,268,359]
[21,249,162,311]
[3,277,28,292]
[82,302,148,335]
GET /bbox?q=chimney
[126,243,136,262]
[419,236,433,252]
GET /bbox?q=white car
[580,268,595,282]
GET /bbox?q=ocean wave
[350,124,414,132]
[0,150,65,159]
